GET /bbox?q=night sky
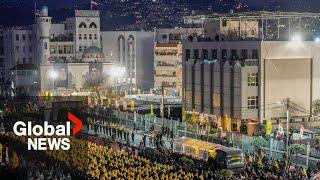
[1,0,285,8]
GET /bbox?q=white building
[183,39,320,131]
[3,7,109,95]
[100,31,154,92]
[154,28,203,96]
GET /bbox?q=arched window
[79,22,87,28]
[89,22,97,28]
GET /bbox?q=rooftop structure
[184,11,320,41]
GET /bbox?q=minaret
[36,6,52,64]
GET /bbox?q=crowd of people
[0,98,320,179]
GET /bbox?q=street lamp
[49,70,57,96]
[110,66,125,101]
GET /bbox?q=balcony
[155,74,177,77]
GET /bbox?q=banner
[265,119,272,136]
[107,97,111,108]
[12,151,19,168]
[115,99,119,110]
[122,99,127,111]
[150,104,154,115]
[0,143,2,162]
[182,107,186,121]
[130,99,135,112]
[191,109,197,124]
[277,122,284,140]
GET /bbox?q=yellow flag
[0,143,2,162]
[191,109,197,124]
[150,104,154,115]
[182,107,187,121]
[265,119,272,136]
[130,99,135,112]
[138,88,141,95]
[208,149,217,158]
[12,151,19,168]
[107,97,111,108]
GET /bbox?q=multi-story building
[3,29,34,79]
[101,31,154,92]
[183,12,320,132]
[154,28,203,96]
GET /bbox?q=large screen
[264,58,312,118]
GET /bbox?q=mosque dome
[82,46,104,59]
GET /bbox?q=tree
[288,144,306,155]
[313,99,320,116]
[252,136,267,152]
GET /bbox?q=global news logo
[12,112,82,151]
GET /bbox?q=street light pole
[286,97,290,165]
[52,76,55,96]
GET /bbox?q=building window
[23,46,26,52]
[89,34,92,40]
[89,22,97,28]
[186,49,190,60]
[193,49,199,59]
[44,42,48,50]
[248,73,258,86]
[84,34,87,40]
[15,34,19,41]
[79,34,82,40]
[221,49,227,60]
[29,34,32,41]
[15,46,19,52]
[231,49,237,59]
[211,49,217,59]
[202,49,208,59]
[162,34,167,39]
[241,49,248,59]
[23,58,26,64]
[222,20,227,27]
[79,22,87,28]
[79,46,82,52]
[252,49,259,59]
[22,35,26,41]
[94,34,97,39]
[248,96,258,109]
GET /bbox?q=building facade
[101,31,154,92]
[3,7,111,95]
[183,40,320,130]
[154,28,203,96]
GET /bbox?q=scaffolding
[184,11,320,41]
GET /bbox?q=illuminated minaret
[36,6,52,64]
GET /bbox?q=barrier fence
[91,110,320,168]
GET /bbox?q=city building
[3,6,111,95]
[101,31,154,92]
[182,12,320,132]
[154,28,203,96]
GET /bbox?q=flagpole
[34,0,37,23]
[90,0,92,10]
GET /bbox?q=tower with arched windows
[36,6,52,64]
